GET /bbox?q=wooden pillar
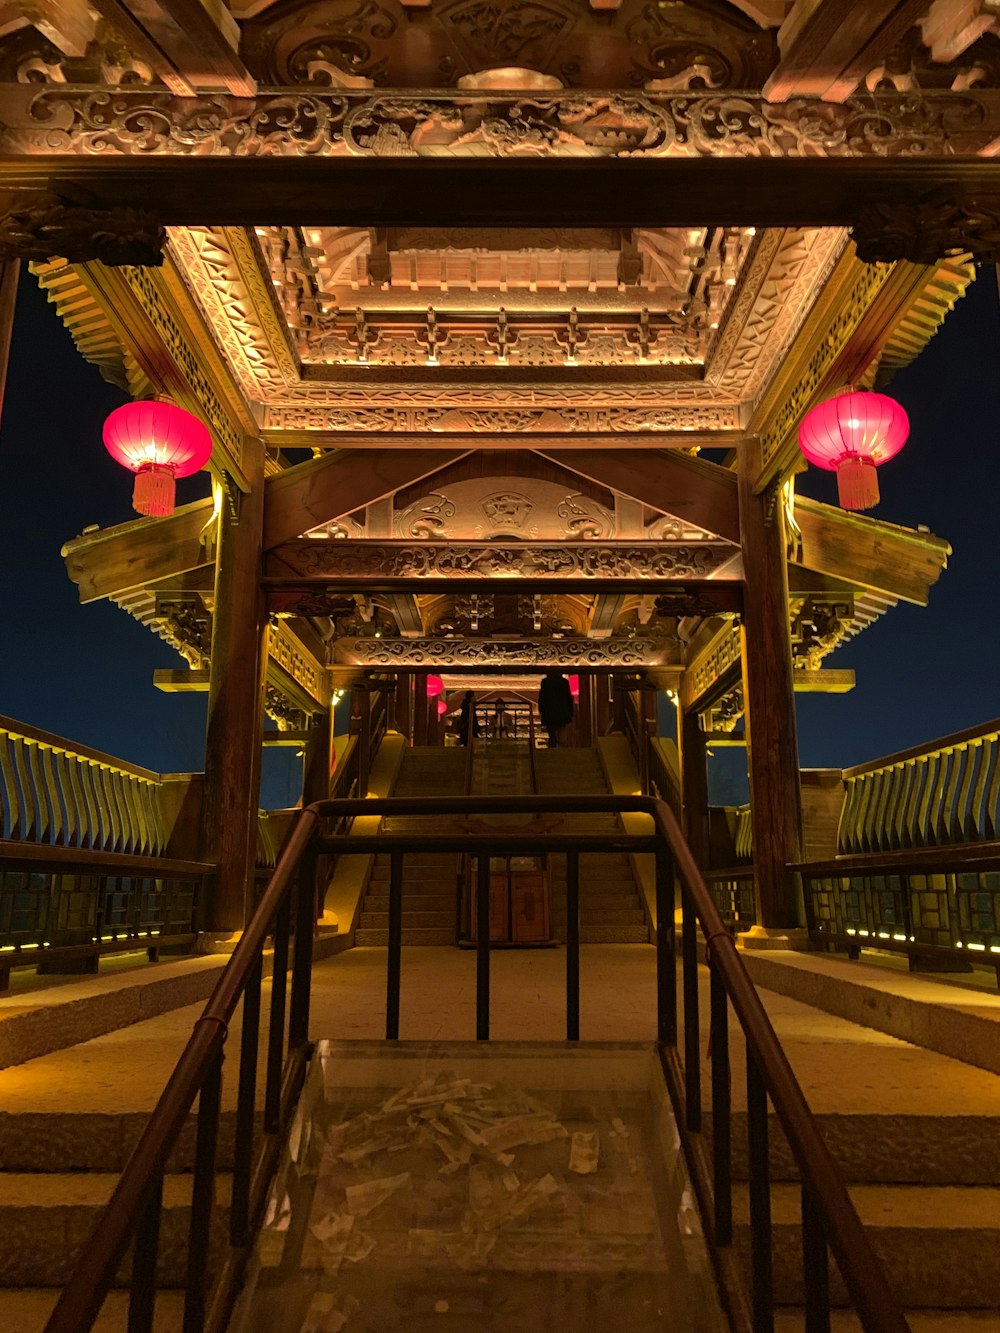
[394,673,411,741]
[594,674,612,737]
[611,675,628,733]
[738,442,803,928]
[679,707,710,869]
[200,441,268,933]
[353,684,372,796]
[302,706,333,808]
[413,672,429,746]
[577,672,593,746]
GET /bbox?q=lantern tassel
[133,462,176,517]
[836,457,880,511]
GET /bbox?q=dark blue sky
[0,263,996,789]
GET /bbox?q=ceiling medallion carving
[481,491,533,530]
[242,0,775,92]
[6,88,1000,160]
[332,636,678,668]
[270,540,735,581]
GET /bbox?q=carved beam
[537,448,740,544]
[62,498,213,604]
[766,1,931,103]
[680,619,743,713]
[332,637,681,669]
[588,594,625,640]
[0,190,165,267]
[384,593,424,639]
[263,449,471,551]
[5,88,1000,162]
[264,429,744,451]
[266,540,739,583]
[794,495,952,606]
[791,668,856,692]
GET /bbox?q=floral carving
[6,88,1000,160]
[852,189,1000,262]
[332,636,678,667]
[270,539,736,580]
[0,190,164,265]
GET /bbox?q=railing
[47,794,908,1333]
[801,720,1000,976]
[0,716,213,986]
[838,717,1000,855]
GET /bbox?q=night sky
[0,263,997,797]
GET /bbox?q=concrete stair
[354,747,467,946]
[535,747,650,944]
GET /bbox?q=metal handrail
[46,793,908,1333]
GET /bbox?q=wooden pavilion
[0,0,994,941]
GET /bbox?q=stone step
[703,1112,1000,1187]
[578,925,650,943]
[354,928,455,946]
[363,894,455,914]
[0,1174,230,1287]
[0,1291,185,1332]
[360,910,454,931]
[734,1183,1000,1309]
[0,1111,252,1175]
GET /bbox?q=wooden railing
[0,716,213,986]
[0,713,166,854]
[45,794,909,1333]
[801,720,1000,976]
[838,717,1000,855]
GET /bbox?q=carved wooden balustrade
[0,713,216,988]
[802,719,1000,976]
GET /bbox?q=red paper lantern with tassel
[798,391,909,511]
[103,401,213,518]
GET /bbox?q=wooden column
[577,672,593,746]
[200,441,268,933]
[394,673,411,741]
[413,672,429,746]
[594,674,612,738]
[302,706,332,808]
[352,683,372,796]
[679,707,710,869]
[738,441,804,928]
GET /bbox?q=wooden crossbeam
[63,499,213,604]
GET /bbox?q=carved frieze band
[4,89,1000,160]
[261,402,745,433]
[270,540,736,581]
[333,637,679,668]
[270,621,327,705]
[854,189,1000,263]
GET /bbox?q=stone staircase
[534,746,650,944]
[355,747,467,946]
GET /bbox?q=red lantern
[426,675,444,697]
[436,698,448,717]
[798,390,909,511]
[103,401,213,518]
[568,674,580,698]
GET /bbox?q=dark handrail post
[747,1042,774,1333]
[386,850,403,1040]
[566,850,580,1041]
[127,1174,162,1333]
[289,848,317,1049]
[802,1184,831,1333]
[231,950,262,1247]
[681,884,701,1132]
[264,893,290,1134]
[709,958,733,1247]
[476,853,490,1040]
[655,843,676,1046]
[184,1045,222,1333]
